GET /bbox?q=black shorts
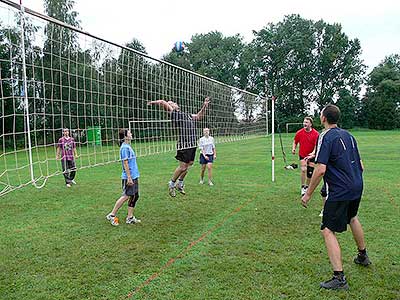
[121,178,139,196]
[321,199,361,233]
[175,147,196,163]
[299,155,315,163]
[320,182,327,198]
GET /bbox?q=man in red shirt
[292,117,319,196]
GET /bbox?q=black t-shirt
[171,110,197,149]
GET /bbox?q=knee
[320,227,333,237]
[128,193,139,208]
[349,216,358,225]
[307,166,314,178]
[179,165,188,172]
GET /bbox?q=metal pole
[271,96,275,182]
[19,4,35,185]
[266,98,269,136]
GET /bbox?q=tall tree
[336,89,356,129]
[252,15,365,123]
[362,54,400,129]
[312,20,365,109]
[163,31,245,87]
[253,15,315,121]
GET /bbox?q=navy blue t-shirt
[315,127,363,201]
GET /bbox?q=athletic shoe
[209,181,214,186]
[71,180,77,185]
[106,213,119,226]
[301,186,308,196]
[354,253,371,266]
[66,183,72,188]
[199,180,204,184]
[126,216,141,224]
[320,276,349,290]
[168,181,176,197]
[319,209,324,217]
[176,181,186,195]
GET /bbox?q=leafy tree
[44,0,80,27]
[163,31,245,87]
[362,54,400,129]
[336,89,356,129]
[312,20,365,109]
[252,15,365,123]
[252,15,316,126]
[125,38,147,55]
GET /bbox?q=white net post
[271,96,275,182]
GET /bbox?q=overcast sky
[12,0,400,72]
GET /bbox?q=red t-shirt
[294,128,319,158]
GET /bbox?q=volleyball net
[0,0,270,196]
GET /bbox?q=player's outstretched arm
[193,97,210,120]
[147,100,173,112]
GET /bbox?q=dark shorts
[320,182,327,198]
[321,199,361,233]
[122,178,139,196]
[299,155,315,163]
[199,153,214,164]
[175,147,196,163]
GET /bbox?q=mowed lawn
[0,130,399,300]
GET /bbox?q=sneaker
[320,276,349,290]
[208,181,214,186]
[176,182,186,195]
[168,181,176,197]
[199,180,204,184]
[354,253,371,266]
[319,209,324,217]
[126,216,141,224]
[106,213,119,226]
[71,180,77,185]
[66,183,72,188]
[301,186,308,196]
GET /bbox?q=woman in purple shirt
[56,128,78,187]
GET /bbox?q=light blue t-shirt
[120,143,140,180]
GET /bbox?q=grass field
[0,130,399,300]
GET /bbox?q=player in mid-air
[292,117,319,196]
[147,97,210,197]
[106,129,141,226]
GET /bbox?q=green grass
[0,130,399,300]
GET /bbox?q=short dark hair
[304,116,313,125]
[119,129,128,146]
[322,104,340,124]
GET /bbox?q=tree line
[164,15,399,130]
[1,0,399,148]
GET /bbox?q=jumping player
[147,97,210,197]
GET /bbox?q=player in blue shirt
[301,104,371,290]
[106,129,141,226]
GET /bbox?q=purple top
[58,137,76,161]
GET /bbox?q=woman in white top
[198,128,216,185]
